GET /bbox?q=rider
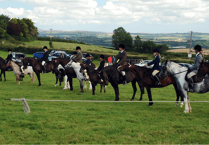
[5,49,13,64]
[72,46,82,63]
[85,54,91,65]
[114,44,127,85]
[40,46,49,73]
[19,54,25,75]
[145,48,162,85]
[187,44,203,91]
[97,54,105,72]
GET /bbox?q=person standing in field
[108,56,112,66]
[112,56,115,64]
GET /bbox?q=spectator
[112,56,115,64]
[108,56,113,66]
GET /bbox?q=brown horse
[0,57,12,81]
[118,64,183,106]
[100,65,144,101]
[23,57,55,86]
[80,62,106,95]
[196,61,209,82]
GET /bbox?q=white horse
[10,61,35,84]
[161,60,209,113]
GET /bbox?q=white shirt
[196,52,200,57]
[120,50,124,53]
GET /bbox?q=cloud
[0,0,209,28]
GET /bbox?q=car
[135,60,161,69]
[48,50,71,61]
[33,52,45,60]
[12,52,26,62]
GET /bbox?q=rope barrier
[8,98,209,114]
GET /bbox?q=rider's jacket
[73,51,82,63]
[190,53,203,72]
[6,53,12,61]
[97,60,105,71]
[147,55,161,71]
[115,51,127,65]
[40,51,49,62]
[85,58,91,65]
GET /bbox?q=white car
[135,60,161,69]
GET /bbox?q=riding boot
[188,78,194,92]
[43,65,46,73]
[155,75,161,86]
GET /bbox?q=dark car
[33,52,45,60]
[12,52,26,62]
[48,50,71,61]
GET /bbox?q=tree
[142,41,157,53]
[0,27,5,39]
[134,35,142,52]
[156,43,169,53]
[0,14,10,30]
[112,27,133,51]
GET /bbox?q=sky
[0,0,209,33]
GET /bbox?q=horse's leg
[83,80,87,89]
[69,76,73,91]
[3,71,6,81]
[35,72,41,86]
[55,76,58,86]
[0,70,2,81]
[100,84,102,93]
[138,82,144,101]
[89,81,92,90]
[79,80,84,93]
[104,85,106,93]
[187,92,192,112]
[173,83,180,106]
[130,80,137,101]
[111,82,119,101]
[59,78,61,86]
[92,82,96,95]
[146,88,153,106]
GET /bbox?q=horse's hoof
[63,88,68,90]
[55,84,57,87]
[148,103,153,106]
[184,110,190,113]
[115,99,119,101]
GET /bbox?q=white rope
[10,99,209,103]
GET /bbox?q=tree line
[112,27,169,53]
[0,14,38,41]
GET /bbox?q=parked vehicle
[12,52,26,62]
[48,50,71,61]
[33,52,45,60]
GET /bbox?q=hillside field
[0,51,209,144]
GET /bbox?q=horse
[0,57,12,81]
[99,65,144,101]
[161,60,209,113]
[118,64,184,106]
[8,61,35,84]
[23,57,55,86]
[196,61,209,82]
[54,58,92,93]
[80,62,106,95]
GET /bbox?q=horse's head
[80,63,87,73]
[196,61,207,82]
[160,60,171,79]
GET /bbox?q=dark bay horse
[100,65,144,101]
[196,61,209,82]
[0,57,11,81]
[23,57,55,86]
[118,64,183,106]
[80,63,106,95]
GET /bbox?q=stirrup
[123,81,127,85]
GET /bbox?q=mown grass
[0,51,209,144]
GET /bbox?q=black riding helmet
[8,49,12,52]
[43,46,48,50]
[194,45,202,52]
[119,44,125,50]
[20,54,25,58]
[153,48,160,53]
[100,54,105,59]
[73,51,77,55]
[76,46,81,50]
[85,54,90,58]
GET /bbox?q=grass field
[1,52,209,144]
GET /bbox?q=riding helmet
[73,51,77,55]
[76,46,81,50]
[8,49,12,52]
[85,54,90,58]
[43,46,48,50]
[100,54,105,59]
[20,54,25,58]
[119,44,125,50]
[153,48,160,53]
[194,45,202,52]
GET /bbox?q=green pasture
[0,51,209,144]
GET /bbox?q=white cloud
[0,0,209,28]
